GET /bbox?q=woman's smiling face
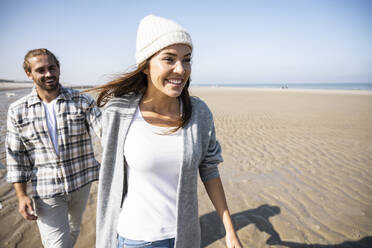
[144,44,192,98]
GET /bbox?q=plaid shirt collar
[27,84,72,107]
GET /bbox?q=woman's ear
[143,64,149,75]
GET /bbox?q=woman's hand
[226,230,243,248]
[203,177,244,247]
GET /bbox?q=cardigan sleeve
[199,117,223,182]
[83,93,102,139]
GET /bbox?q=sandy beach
[0,87,371,247]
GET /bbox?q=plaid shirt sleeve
[6,108,33,183]
[83,94,102,139]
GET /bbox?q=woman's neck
[141,91,180,116]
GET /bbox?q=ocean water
[192,83,372,91]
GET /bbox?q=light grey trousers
[34,183,91,248]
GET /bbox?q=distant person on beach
[88,15,243,248]
[6,48,101,247]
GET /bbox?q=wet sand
[1,87,372,247]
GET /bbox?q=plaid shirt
[6,86,101,198]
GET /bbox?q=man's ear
[25,71,33,80]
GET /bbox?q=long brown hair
[86,61,192,131]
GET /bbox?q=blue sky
[0,0,371,85]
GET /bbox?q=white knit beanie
[136,14,193,64]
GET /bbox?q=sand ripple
[194,88,372,247]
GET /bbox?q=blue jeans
[117,235,175,248]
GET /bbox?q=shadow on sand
[199,204,372,248]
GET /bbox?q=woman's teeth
[167,79,182,85]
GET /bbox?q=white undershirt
[42,99,59,155]
[117,107,183,241]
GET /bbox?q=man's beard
[36,76,60,92]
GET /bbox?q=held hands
[18,195,37,220]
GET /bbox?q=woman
[92,15,243,248]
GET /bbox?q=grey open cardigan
[96,93,223,248]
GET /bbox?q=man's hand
[18,195,37,220]
[13,182,37,221]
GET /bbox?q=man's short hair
[23,48,60,73]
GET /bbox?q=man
[6,48,101,248]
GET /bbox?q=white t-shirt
[42,99,59,155]
[117,107,183,241]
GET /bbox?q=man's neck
[36,85,60,103]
